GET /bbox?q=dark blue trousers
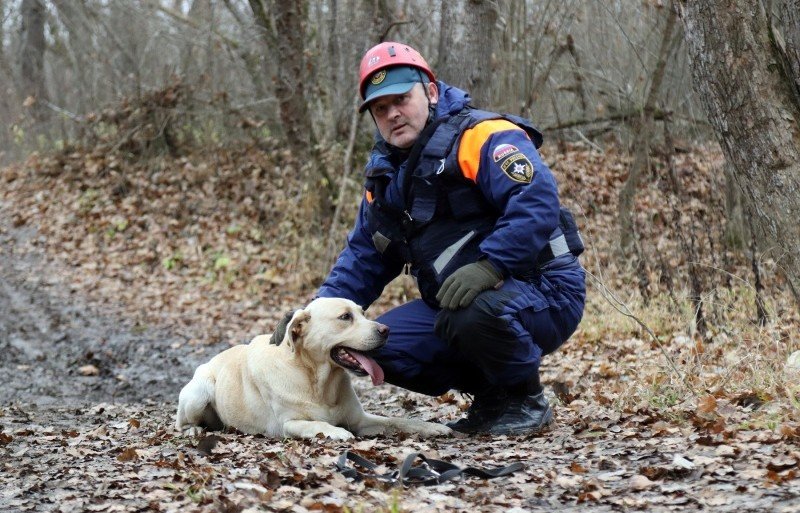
[371,263,585,396]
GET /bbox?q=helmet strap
[426,101,437,126]
[417,70,437,126]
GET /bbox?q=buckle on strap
[335,450,525,486]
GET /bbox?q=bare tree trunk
[722,162,747,249]
[746,207,769,325]
[437,0,498,107]
[678,0,800,302]
[18,0,48,120]
[779,0,800,97]
[0,0,13,82]
[618,5,678,254]
[180,0,213,78]
[325,0,340,140]
[0,0,12,156]
[249,0,314,150]
[52,2,95,124]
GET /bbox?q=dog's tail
[175,364,216,430]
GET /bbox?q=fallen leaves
[3,396,800,513]
[2,133,800,511]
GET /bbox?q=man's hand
[436,260,503,310]
[269,311,294,345]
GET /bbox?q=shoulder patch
[499,152,534,183]
[492,143,519,162]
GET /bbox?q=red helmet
[358,42,435,99]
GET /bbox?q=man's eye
[338,312,353,321]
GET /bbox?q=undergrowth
[1,85,798,432]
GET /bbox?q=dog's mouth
[330,346,385,386]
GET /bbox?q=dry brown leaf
[697,395,717,415]
[117,447,139,462]
[570,461,588,473]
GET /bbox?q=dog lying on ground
[175,297,451,440]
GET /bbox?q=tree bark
[0,0,12,84]
[249,0,314,150]
[779,0,800,98]
[678,0,800,301]
[436,0,498,107]
[18,0,49,120]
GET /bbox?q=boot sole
[446,422,484,434]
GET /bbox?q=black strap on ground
[335,450,525,486]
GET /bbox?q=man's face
[368,82,439,149]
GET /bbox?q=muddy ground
[2,217,800,513]
[0,220,221,407]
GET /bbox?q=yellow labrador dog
[175,297,451,440]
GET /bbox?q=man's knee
[434,296,514,356]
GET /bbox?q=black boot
[485,391,553,435]
[446,386,510,434]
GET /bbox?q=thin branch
[572,128,604,152]
[325,95,363,269]
[219,0,248,27]
[155,4,243,50]
[543,109,672,131]
[378,20,412,42]
[596,0,648,73]
[41,100,81,121]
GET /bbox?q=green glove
[436,260,503,310]
[269,311,294,345]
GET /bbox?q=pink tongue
[348,350,385,386]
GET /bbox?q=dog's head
[282,297,388,385]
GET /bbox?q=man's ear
[427,81,439,104]
[283,309,310,353]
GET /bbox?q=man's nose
[386,104,401,119]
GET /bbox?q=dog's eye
[338,312,353,321]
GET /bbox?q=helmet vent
[388,46,396,57]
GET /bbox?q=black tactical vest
[363,107,580,306]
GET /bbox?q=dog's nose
[377,324,390,338]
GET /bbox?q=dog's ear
[284,309,311,353]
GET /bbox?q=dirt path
[0,220,227,407]
[2,216,800,512]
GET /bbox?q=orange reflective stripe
[457,119,526,182]
[366,190,374,203]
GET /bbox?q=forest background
[2,1,800,511]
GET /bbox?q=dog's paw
[420,422,453,437]
[322,426,355,441]
[178,425,204,437]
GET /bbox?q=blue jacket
[319,81,576,309]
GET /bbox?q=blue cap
[359,66,429,112]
